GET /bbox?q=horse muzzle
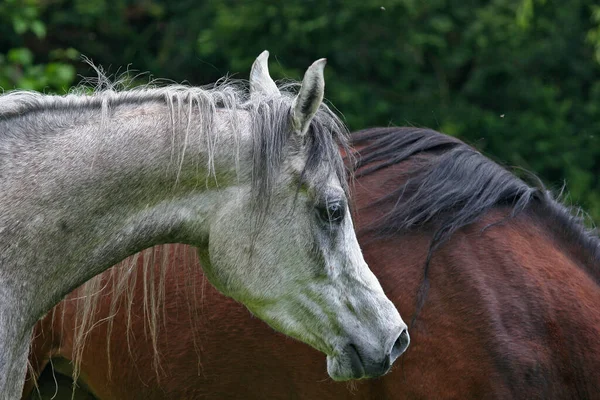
[327,327,410,380]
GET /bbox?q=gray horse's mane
[8,70,351,390]
[1,73,350,208]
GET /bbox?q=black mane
[351,127,600,322]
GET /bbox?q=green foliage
[0,0,78,92]
[1,0,599,222]
[588,5,600,64]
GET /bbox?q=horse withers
[0,52,407,399]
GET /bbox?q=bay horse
[1,51,407,399]
[26,126,600,399]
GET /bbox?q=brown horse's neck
[349,131,600,396]
[350,130,600,322]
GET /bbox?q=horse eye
[317,201,345,225]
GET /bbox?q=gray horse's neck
[0,298,32,399]
[0,100,248,399]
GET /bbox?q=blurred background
[1,0,599,222]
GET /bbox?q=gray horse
[0,51,409,399]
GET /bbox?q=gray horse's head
[199,51,409,380]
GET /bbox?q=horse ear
[291,58,326,137]
[250,50,280,98]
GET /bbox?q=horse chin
[326,352,366,381]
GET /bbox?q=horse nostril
[390,328,410,363]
